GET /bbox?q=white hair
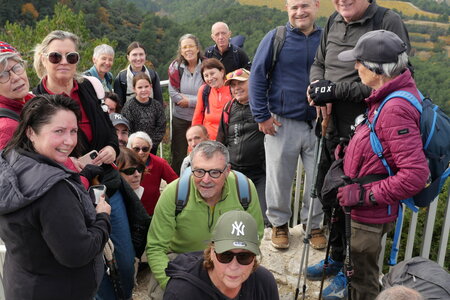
[376,285,424,300]
[0,52,23,72]
[189,140,229,165]
[127,131,153,149]
[93,44,114,59]
[361,52,409,78]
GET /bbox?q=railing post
[437,192,450,266]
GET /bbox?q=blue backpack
[367,90,450,265]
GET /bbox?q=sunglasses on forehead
[215,251,255,265]
[226,68,249,80]
[120,165,145,176]
[44,52,80,64]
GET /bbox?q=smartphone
[79,150,99,166]
[88,184,107,205]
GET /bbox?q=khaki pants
[148,253,179,300]
[350,220,394,300]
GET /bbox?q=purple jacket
[343,69,429,224]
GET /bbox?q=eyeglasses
[0,61,25,84]
[215,251,255,265]
[181,44,197,50]
[226,68,249,80]
[44,52,80,64]
[120,165,145,175]
[192,165,227,179]
[132,146,150,153]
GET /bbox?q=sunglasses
[226,68,249,80]
[215,251,255,265]
[0,61,25,84]
[132,146,150,153]
[181,44,197,50]
[192,165,227,179]
[44,52,80,64]
[120,165,145,175]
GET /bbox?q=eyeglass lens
[0,62,25,84]
[133,146,150,153]
[47,52,80,64]
[120,165,144,175]
[192,166,226,179]
[215,251,255,265]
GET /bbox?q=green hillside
[238,0,440,18]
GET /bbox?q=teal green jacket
[146,171,264,288]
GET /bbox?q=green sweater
[146,171,264,288]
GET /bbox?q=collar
[287,22,321,36]
[42,76,79,97]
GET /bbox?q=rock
[259,225,327,299]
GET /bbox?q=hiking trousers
[351,220,394,300]
[264,115,323,228]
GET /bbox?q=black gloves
[309,80,337,106]
[80,164,104,182]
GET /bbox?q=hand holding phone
[89,185,111,215]
[79,150,99,167]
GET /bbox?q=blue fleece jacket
[249,23,321,122]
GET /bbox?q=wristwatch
[369,191,377,206]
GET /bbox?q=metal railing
[289,157,450,269]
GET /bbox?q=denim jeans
[96,191,135,300]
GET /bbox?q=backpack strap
[202,84,212,117]
[232,170,251,210]
[0,108,19,121]
[175,166,192,216]
[372,6,389,30]
[222,99,235,127]
[231,44,240,71]
[268,25,286,80]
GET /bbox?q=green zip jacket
[146,171,264,288]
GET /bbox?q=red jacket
[141,153,178,215]
[0,94,33,149]
[192,84,232,140]
[343,69,429,224]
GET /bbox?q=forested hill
[0,0,448,111]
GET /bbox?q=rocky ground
[132,225,327,300]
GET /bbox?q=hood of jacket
[166,251,224,299]
[0,149,73,215]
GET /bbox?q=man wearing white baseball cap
[163,210,279,299]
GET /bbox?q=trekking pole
[104,239,126,300]
[318,207,337,299]
[294,133,324,300]
[342,176,354,300]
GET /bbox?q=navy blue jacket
[249,23,321,122]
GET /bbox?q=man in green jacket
[146,140,264,299]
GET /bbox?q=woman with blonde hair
[33,30,119,168]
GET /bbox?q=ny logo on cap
[231,221,245,236]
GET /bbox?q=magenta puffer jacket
[343,69,429,224]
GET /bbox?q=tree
[0,3,115,86]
